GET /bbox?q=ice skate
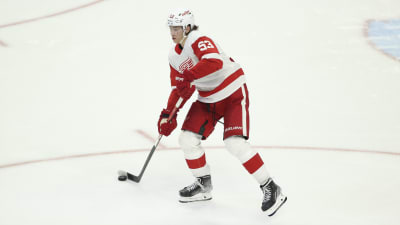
[260,178,287,216]
[179,175,212,203]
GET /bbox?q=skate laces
[262,180,273,202]
[186,180,203,192]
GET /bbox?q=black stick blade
[118,170,141,183]
[127,172,141,183]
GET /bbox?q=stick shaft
[134,134,162,181]
[126,97,184,182]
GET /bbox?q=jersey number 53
[198,40,215,51]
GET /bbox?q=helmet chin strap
[179,36,188,46]
[180,25,190,47]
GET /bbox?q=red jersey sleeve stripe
[191,36,220,60]
[197,68,244,97]
[190,58,223,79]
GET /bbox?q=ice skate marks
[366,19,400,62]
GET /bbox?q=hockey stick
[118,97,184,183]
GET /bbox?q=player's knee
[224,136,245,155]
[179,130,201,150]
[179,131,204,159]
[224,136,255,161]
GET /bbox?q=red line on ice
[0,0,105,29]
[136,129,167,149]
[0,145,398,169]
[0,40,8,47]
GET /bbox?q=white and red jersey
[168,30,246,106]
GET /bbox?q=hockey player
[157,9,287,216]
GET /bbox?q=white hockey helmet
[167,9,195,31]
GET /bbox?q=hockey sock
[179,131,211,177]
[224,136,270,184]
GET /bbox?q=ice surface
[1,0,400,224]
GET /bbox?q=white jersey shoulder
[168,31,245,103]
[184,30,204,52]
[168,31,205,73]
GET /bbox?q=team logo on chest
[179,57,194,73]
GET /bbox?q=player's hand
[176,70,195,99]
[157,109,177,136]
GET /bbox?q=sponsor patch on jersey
[366,19,400,61]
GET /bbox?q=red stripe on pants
[243,153,264,174]
[186,154,207,169]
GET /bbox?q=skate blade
[265,194,287,217]
[179,192,212,203]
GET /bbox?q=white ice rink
[1,0,400,224]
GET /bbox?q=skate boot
[179,175,212,203]
[260,178,287,216]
